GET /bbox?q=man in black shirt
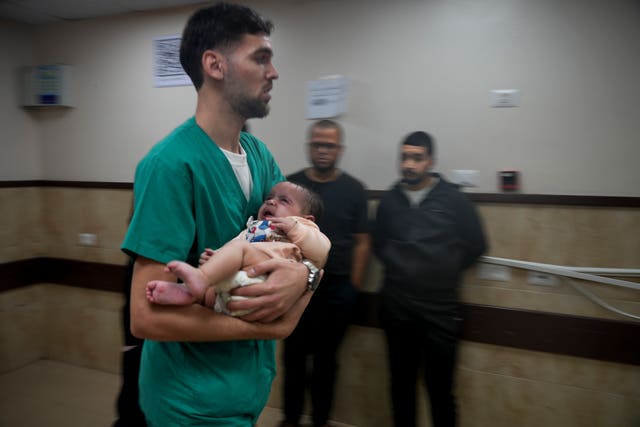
[283,120,371,427]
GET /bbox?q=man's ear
[202,50,225,81]
[302,214,316,223]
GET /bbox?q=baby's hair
[292,183,324,222]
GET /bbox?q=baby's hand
[199,248,216,265]
[269,217,298,235]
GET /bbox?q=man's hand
[226,258,310,323]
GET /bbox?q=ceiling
[0,0,207,25]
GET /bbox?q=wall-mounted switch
[490,89,521,108]
[77,233,98,246]
[450,170,480,188]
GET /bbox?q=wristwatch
[301,259,321,291]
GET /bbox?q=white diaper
[214,270,267,316]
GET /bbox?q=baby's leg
[146,280,197,306]
[164,260,209,303]
[199,239,271,287]
[198,239,271,315]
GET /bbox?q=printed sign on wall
[306,76,349,119]
[153,35,191,87]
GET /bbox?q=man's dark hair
[309,119,343,144]
[401,131,435,157]
[180,2,273,90]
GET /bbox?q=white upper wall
[0,19,41,179]
[1,0,639,195]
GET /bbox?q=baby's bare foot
[146,280,196,306]
[165,260,208,302]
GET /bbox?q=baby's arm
[269,216,298,235]
[199,248,215,265]
[271,216,331,268]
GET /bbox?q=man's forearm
[350,233,371,288]
[130,257,294,341]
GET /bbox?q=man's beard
[232,94,269,119]
[225,70,270,119]
[312,159,336,174]
[401,171,427,186]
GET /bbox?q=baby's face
[258,182,306,220]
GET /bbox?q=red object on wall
[499,170,520,192]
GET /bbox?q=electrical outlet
[77,233,98,246]
[527,272,558,286]
[477,263,511,282]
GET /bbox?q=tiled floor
[0,360,120,427]
[0,360,355,427]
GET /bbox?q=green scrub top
[122,117,284,426]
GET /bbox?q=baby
[145,181,330,316]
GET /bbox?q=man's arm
[371,196,389,259]
[456,196,488,269]
[350,232,371,289]
[130,257,310,341]
[349,181,372,289]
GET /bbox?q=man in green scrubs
[122,3,312,426]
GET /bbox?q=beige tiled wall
[1,186,130,373]
[455,342,640,427]
[39,187,132,265]
[461,204,640,321]
[0,284,123,374]
[0,187,132,265]
[0,285,46,371]
[0,187,47,261]
[2,187,640,426]
[477,204,640,267]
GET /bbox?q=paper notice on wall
[306,76,349,119]
[153,35,192,87]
